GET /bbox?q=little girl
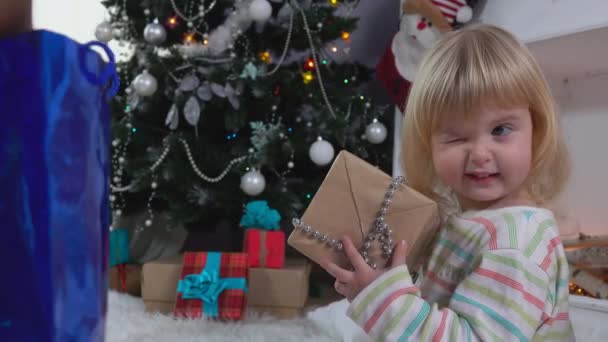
[322,24,575,341]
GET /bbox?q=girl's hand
[321,236,409,301]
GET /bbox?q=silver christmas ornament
[240,169,266,196]
[95,21,113,42]
[365,119,388,144]
[309,137,335,166]
[249,0,272,23]
[143,22,167,45]
[133,70,158,97]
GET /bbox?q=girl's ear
[0,0,32,38]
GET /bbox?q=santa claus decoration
[376,0,486,175]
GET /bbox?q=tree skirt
[106,291,371,342]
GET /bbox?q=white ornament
[95,21,113,42]
[365,119,388,144]
[309,137,335,166]
[143,22,167,45]
[457,6,473,23]
[249,0,272,23]
[133,70,158,97]
[240,169,266,196]
[145,219,152,227]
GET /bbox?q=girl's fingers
[321,258,354,283]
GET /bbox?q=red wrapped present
[243,229,285,269]
[173,252,248,320]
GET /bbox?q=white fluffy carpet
[106,291,371,342]
[107,291,608,341]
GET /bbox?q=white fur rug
[106,291,371,342]
[107,291,608,341]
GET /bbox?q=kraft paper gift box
[246,306,303,319]
[288,150,440,271]
[248,258,310,304]
[109,264,142,297]
[246,259,311,319]
[141,255,183,314]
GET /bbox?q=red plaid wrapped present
[243,229,285,269]
[173,252,249,320]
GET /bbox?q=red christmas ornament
[273,84,281,96]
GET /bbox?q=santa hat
[431,0,473,25]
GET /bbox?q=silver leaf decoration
[184,96,201,126]
[235,81,245,95]
[197,82,212,101]
[227,93,240,110]
[179,74,200,91]
[210,83,226,98]
[277,3,293,22]
[165,104,179,130]
[127,93,140,110]
[225,84,235,96]
[251,86,265,98]
[224,84,240,110]
[197,67,212,75]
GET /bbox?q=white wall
[550,74,608,237]
[32,0,106,43]
[480,0,608,43]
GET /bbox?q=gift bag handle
[78,40,119,99]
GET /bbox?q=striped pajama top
[347,206,575,341]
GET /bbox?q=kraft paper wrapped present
[288,150,440,271]
[248,259,311,308]
[247,306,304,319]
[141,255,183,314]
[109,264,142,297]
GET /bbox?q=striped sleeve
[347,249,553,342]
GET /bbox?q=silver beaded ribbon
[292,176,406,269]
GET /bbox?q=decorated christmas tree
[99,0,393,236]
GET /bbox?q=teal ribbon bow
[177,252,247,318]
[240,200,281,230]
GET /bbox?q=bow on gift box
[240,200,281,230]
[177,252,247,318]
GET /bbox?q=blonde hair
[402,24,569,208]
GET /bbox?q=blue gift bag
[0,30,118,342]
